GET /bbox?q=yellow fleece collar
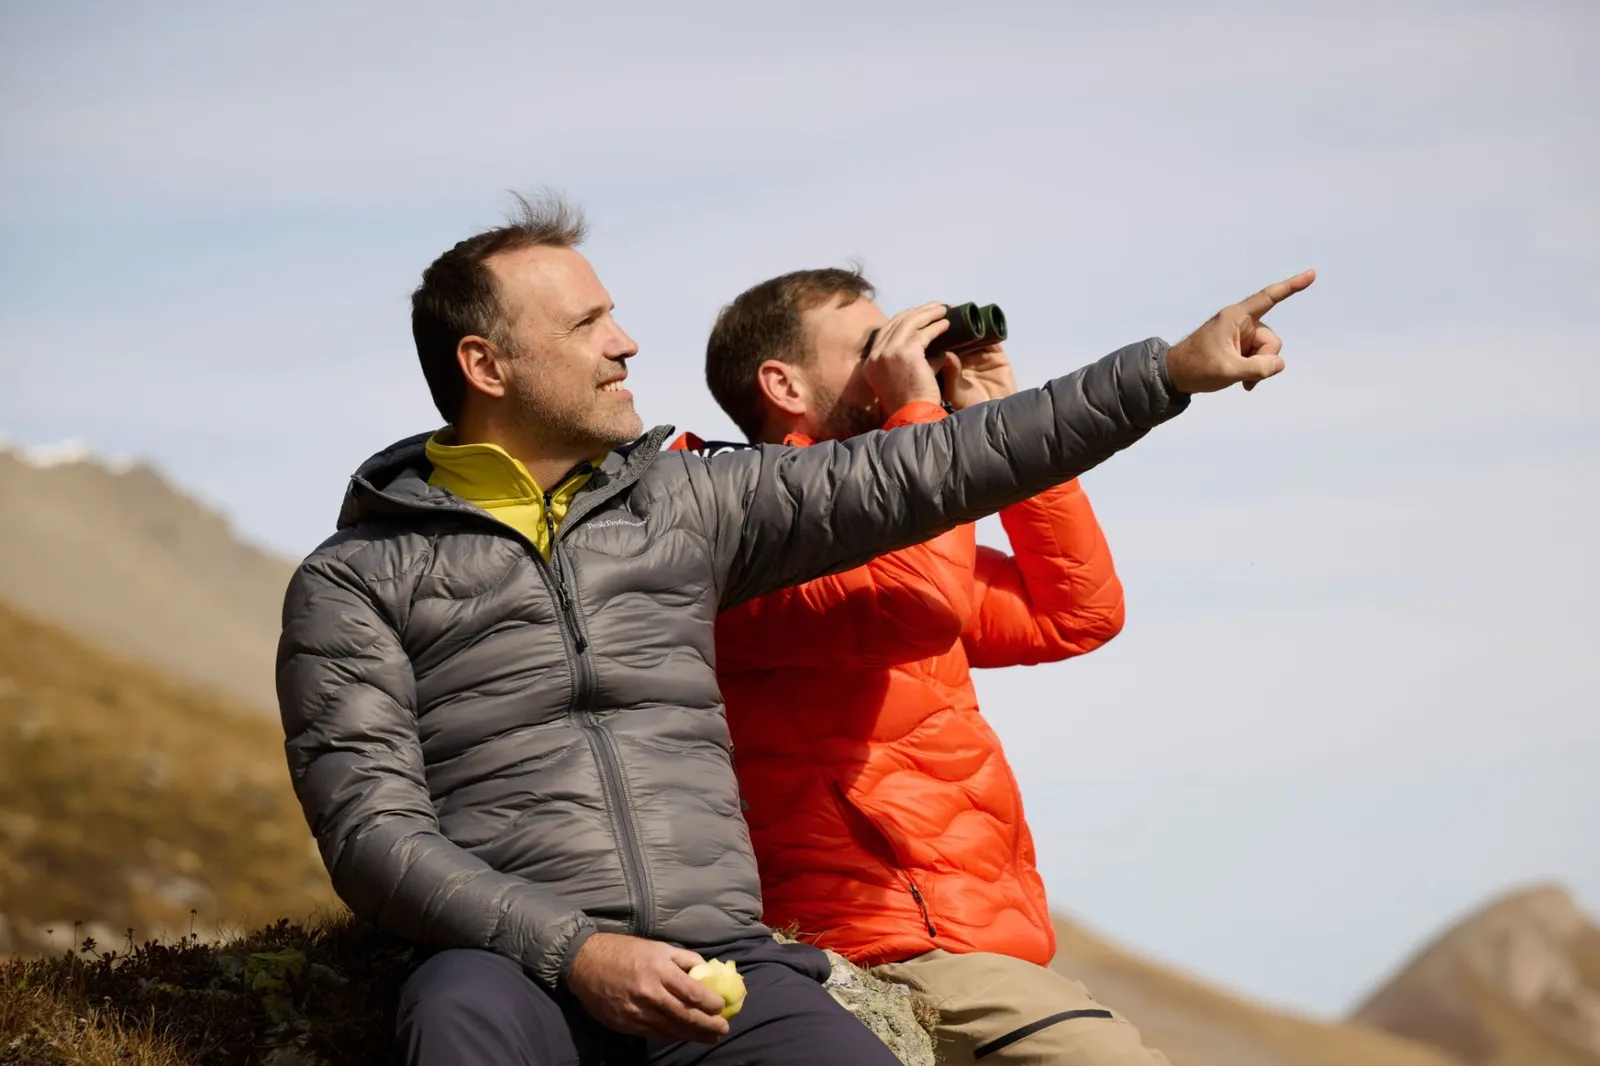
[424,433,598,558]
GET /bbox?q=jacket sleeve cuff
[1153,340,1188,401]
[883,401,948,429]
[551,921,598,991]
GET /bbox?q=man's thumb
[1242,352,1285,381]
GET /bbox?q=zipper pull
[908,882,938,937]
[541,489,587,651]
[557,585,586,652]
[551,567,587,653]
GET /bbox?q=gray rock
[259,1042,328,1066]
[821,949,937,1066]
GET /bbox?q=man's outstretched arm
[688,271,1314,607]
[276,556,595,990]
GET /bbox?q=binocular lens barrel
[980,304,1006,344]
[926,302,1006,359]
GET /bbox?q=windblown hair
[411,190,589,424]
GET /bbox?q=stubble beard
[511,379,642,458]
[813,382,882,442]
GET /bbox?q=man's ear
[755,359,809,420]
[457,336,510,401]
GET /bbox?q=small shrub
[0,912,413,1066]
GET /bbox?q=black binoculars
[926,302,1006,361]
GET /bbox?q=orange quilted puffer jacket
[672,401,1125,968]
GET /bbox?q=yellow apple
[688,958,747,1020]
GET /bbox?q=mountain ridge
[1050,912,1463,1066]
[1353,883,1600,1065]
[0,437,294,712]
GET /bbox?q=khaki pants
[874,950,1170,1066]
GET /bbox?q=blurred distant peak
[0,434,139,474]
[1353,880,1600,1064]
[1465,882,1586,933]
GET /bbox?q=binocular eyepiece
[926,302,1006,361]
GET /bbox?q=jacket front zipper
[544,487,654,938]
[357,441,666,940]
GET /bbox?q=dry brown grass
[0,979,190,1066]
[0,600,334,953]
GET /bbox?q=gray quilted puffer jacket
[276,338,1187,990]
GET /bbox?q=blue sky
[3,0,1597,1017]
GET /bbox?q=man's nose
[608,324,639,359]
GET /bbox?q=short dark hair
[704,267,874,441]
[411,191,589,424]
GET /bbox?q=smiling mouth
[599,380,628,393]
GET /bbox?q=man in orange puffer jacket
[672,268,1170,1064]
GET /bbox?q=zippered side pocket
[830,782,937,938]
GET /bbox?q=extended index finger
[1238,269,1317,319]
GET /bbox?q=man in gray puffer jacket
[276,192,1313,1066]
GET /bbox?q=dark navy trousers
[395,935,906,1066]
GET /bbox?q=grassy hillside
[0,599,333,954]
